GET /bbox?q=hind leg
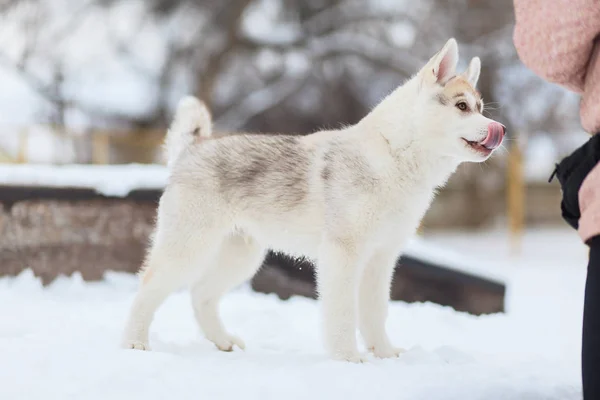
[121,253,182,351]
[122,190,225,350]
[191,234,265,352]
[122,231,224,350]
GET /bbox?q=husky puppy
[122,38,505,362]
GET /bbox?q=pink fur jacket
[513,0,600,242]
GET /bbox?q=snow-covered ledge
[0,164,169,197]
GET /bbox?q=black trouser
[583,236,600,400]
[546,134,599,398]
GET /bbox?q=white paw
[368,344,405,359]
[210,334,245,352]
[122,339,151,351]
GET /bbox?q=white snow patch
[0,163,168,196]
[405,237,506,283]
[0,228,587,399]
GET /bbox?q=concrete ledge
[0,184,505,315]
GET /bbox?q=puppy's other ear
[421,38,459,85]
[462,57,481,87]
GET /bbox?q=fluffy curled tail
[164,96,212,168]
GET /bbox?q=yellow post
[16,128,29,163]
[507,138,525,255]
[92,131,110,164]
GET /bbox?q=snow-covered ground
[0,227,588,399]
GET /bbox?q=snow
[0,227,587,399]
[0,164,168,197]
[405,236,506,284]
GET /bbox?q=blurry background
[0,5,593,394]
[0,0,591,231]
[0,0,591,229]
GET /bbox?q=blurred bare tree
[0,0,584,226]
[0,0,581,135]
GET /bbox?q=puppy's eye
[456,102,468,111]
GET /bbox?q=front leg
[317,238,365,363]
[359,247,404,359]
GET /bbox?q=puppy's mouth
[462,138,493,156]
[462,124,504,157]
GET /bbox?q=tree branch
[214,71,311,130]
[199,0,253,107]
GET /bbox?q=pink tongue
[481,122,504,149]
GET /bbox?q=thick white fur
[122,39,503,362]
[163,96,212,168]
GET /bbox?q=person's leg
[582,236,600,399]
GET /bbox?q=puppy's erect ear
[422,38,459,85]
[462,57,481,87]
